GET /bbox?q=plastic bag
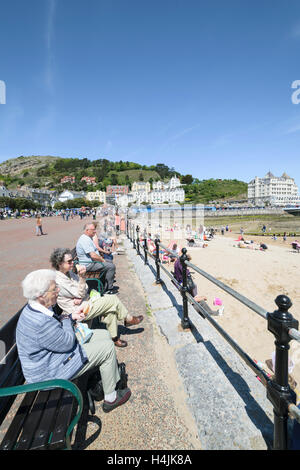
[74,322,93,344]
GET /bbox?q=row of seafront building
[115,177,185,206]
[0,176,185,208]
[64,176,185,206]
[2,172,300,208]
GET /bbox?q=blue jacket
[16,304,88,383]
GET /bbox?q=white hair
[22,269,56,301]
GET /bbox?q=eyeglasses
[47,286,59,293]
[64,259,73,264]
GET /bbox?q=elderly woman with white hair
[16,269,131,413]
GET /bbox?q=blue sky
[0,0,300,184]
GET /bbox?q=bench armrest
[0,379,83,439]
[86,278,104,295]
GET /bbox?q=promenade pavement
[1,215,91,326]
[0,216,201,451]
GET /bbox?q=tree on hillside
[181,174,193,184]
[110,173,118,185]
[155,163,171,179]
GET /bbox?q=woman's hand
[76,265,86,277]
[71,307,86,322]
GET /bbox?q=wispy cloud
[285,123,300,134]
[167,123,202,143]
[45,0,56,94]
[291,21,300,39]
[157,122,202,154]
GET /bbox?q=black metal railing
[127,220,300,450]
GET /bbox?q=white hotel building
[116,176,185,207]
[86,190,106,204]
[248,172,300,206]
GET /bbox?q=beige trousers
[84,294,128,339]
[73,329,120,395]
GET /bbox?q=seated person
[143,234,156,255]
[173,250,224,316]
[76,223,117,294]
[50,248,143,348]
[260,243,268,251]
[92,230,115,261]
[93,222,124,255]
[16,269,131,412]
[99,237,114,260]
[168,242,180,263]
[161,250,170,264]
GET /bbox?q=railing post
[132,223,136,249]
[126,218,129,238]
[131,223,134,244]
[136,225,140,255]
[267,295,299,450]
[144,232,148,265]
[154,238,162,284]
[180,247,190,329]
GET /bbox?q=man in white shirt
[76,223,117,294]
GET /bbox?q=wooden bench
[72,257,106,295]
[0,306,97,450]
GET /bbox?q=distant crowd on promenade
[0,207,98,220]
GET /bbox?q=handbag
[74,322,93,344]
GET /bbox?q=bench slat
[30,388,64,450]
[15,390,50,450]
[48,389,75,450]
[0,391,37,450]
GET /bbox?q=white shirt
[28,300,54,317]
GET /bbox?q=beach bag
[89,289,101,300]
[74,322,93,344]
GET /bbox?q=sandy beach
[160,231,300,389]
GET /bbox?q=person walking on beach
[35,215,44,236]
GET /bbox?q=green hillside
[0,155,248,204]
[184,178,248,204]
[107,169,161,184]
[0,156,173,192]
